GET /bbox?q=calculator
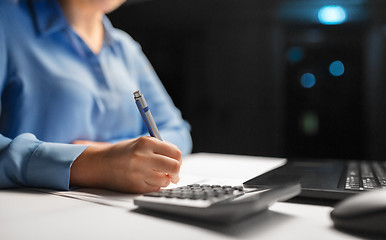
[134,182,301,223]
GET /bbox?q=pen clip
[135,99,156,138]
[134,90,163,140]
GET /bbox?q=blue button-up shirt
[0,0,192,190]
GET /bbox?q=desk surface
[0,153,364,240]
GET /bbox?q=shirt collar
[29,0,68,36]
[30,0,116,46]
[102,16,115,46]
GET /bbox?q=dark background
[108,0,386,160]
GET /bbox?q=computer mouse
[330,189,386,237]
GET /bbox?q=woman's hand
[70,136,182,193]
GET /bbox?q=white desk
[0,153,364,240]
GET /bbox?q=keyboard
[134,182,300,223]
[345,161,386,190]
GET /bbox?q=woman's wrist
[69,145,108,188]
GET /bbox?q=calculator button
[224,189,234,194]
[187,184,200,187]
[143,184,245,202]
[143,192,162,197]
[233,186,244,191]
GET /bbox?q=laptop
[243,158,386,200]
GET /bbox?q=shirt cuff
[27,142,88,190]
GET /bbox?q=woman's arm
[0,22,88,190]
[0,134,182,192]
[0,133,87,189]
[120,36,193,155]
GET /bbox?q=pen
[133,90,163,141]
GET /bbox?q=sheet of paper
[40,153,286,208]
[37,188,139,209]
[176,153,286,186]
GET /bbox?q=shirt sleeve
[0,133,87,190]
[132,41,192,155]
[110,34,193,155]
[0,22,87,190]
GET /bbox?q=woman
[0,0,192,193]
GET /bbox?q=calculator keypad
[134,182,301,222]
[144,184,245,201]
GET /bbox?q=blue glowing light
[329,60,345,76]
[300,73,316,88]
[287,47,304,63]
[318,5,347,25]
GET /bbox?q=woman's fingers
[144,170,172,188]
[147,155,181,176]
[138,137,182,162]
[133,137,182,183]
